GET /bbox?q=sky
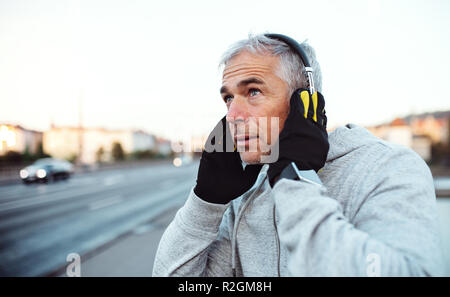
[1,0,450,142]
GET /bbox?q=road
[0,163,449,276]
[0,161,198,276]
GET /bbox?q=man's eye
[249,88,261,97]
[224,95,233,103]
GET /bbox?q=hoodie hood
[326,123,380,162]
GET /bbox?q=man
[152,33,444,276]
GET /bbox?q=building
[367,118,432,162]
[0,124,43,155]
[43,126,159,164]
[369,118,413,147]
[409,116,449,144]
[156,137,172,156]
[411,135,432,162]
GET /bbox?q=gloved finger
[299,90,310,119]
[204,116,234,153]
[299,89,328,128]
[224,117,236,152]
[315,92,327,129]
[311,92,318,122]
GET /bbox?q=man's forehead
[222,51,280,80]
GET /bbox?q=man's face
[221,50,290,164]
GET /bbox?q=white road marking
[88,196,123,211]
[103,175,123,186]
[132,223,156,235]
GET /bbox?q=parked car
[20,158,74,184]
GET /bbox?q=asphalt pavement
[0,160,198,276]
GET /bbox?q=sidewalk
[59,207,179,277]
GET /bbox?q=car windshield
[33,158,55,165]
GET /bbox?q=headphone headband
[264,33,315,94]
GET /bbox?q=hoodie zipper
[273,203,281,276]
[231,173,281,277]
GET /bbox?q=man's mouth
[235,135,258,146]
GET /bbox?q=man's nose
[226,96,249,123]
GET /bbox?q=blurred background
[0,0,449,276]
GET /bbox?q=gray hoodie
[152,124,444,276]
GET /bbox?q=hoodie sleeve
[272,145,445,276]
[152,188,234,276]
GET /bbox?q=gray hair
[219,33,322,94]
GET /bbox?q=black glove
[194,116,263,204]
[267,88,329,186]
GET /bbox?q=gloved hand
[267,88,329,186]
[194,116,263,204]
